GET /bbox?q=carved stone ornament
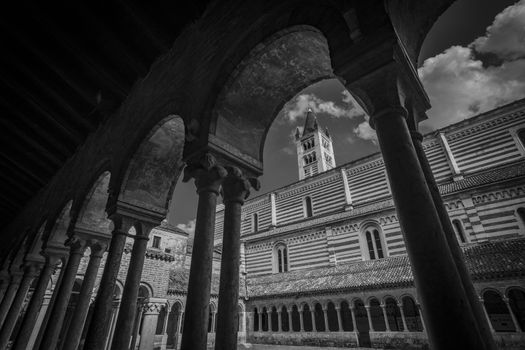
[182,152,228,194]
[220,166,261,204]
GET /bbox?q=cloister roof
[245,237,525,298]
[167,268,247,298]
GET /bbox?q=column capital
[88,240,108,258]
[221,166,260,205]
[183,152,227,195]
[65,235,87,253]
[142,302,161,315]
[22,260,42,277]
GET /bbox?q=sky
[169,0,525,233]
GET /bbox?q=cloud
[353,115,378,145]
[282,91,363,123]
[472,0,525,61]
[419,1,525,131]
[177,219,196,235]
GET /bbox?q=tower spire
[295,109,336,180]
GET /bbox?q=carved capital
[183,153,227,195]
[65,235,87,254]
[23,261,42,277]
[143,302,161,315]
[221,166,261,205]
[88,240,108,258]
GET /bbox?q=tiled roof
[439,161,525,194]
[167,268,247,297]
[245,237,525,298]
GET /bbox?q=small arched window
[273,243,289,273]
[452,219,466,243]
[517,207,525,229]
[363,227,384,260]
[252,213,258,233]
[304,196,313,218]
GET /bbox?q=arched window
[271,306,278,331]
[340,301,353,331]
[483,290,516,332]
[273,243,289,273]
[452,219,466,243]
[156,305,167,334]
[327,302,338,331]
[354,299,369,332]
[252,213,258,233]
[304,196,313,218]
[369,298,386,331]
[302,304,313,331]
[314,303,325,331]
[517,207,525,231]
[385,297,403,331]
[363,226,384,260]
[402,296,423,331]
[291,305,301,332]
[253,307,259,331]
[281,306,289,331]
[261,307,268,331]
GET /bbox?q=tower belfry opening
[295,108,335,180]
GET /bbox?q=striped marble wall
[213,100,525,277]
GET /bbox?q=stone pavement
[237,344,382,350]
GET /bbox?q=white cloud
[353,115,378,145]
[419,1,525,131]
[473,0,525,60]
[282,92,363,123]
[177,219,196,235]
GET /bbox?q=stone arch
[167,300,184,347]
[302,303,313,332]
[483,289,515,332]
[359,220,386,260]
[369,297,386,331]
[291,304,301,332]
[326,301,338,331]
[353,298,369,332]
[401,295,423,331]
[384,296,403,331]
[115,115,185,218]
[44,200,73,247]
[211,26,335,172]
[73,170,112,234]
[340,300,353,331]
[139,282,154,299]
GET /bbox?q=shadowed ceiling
[0,0,209,224]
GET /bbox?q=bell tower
[295,108,335,180]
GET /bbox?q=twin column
[180,153,258,350]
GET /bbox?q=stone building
[1,2,523,350]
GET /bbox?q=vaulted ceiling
[0,1,209,224]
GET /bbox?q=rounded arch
[44,200,73,246]
[359,220,386,260]
[116,115,185,216]
[401,295,423,331]
[138,282,153,299]
[483,289,516,332]
[211,25,335,167]
[73,170,112,234]
[369,297,386,331]
[272,241,289,273]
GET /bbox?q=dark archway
[484,291,515,332]
[314,303,325,331]
[271,306,278,332]
[385,298,403,331]
[341,301,353,331]
[402,296,423,331]
[253,307,259,332]
[281,306,289,332]
[262,307,268,331]
[327,302,338,331]
[370,298,386,331]
[508,288,525,331]
[354,299,369,332]
[291,305,300,332]
[303,304,313,332]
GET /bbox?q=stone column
[62,240,108,350]
[365,305,374,332]
[130,302,144,350]
[480,298,495,333]
[370,99,485,349]
[211,311,217,333]
[84,216,132,350]
[410,129,496,349]
[177,310,184,333]
[12,252,62,350]
[258,311,262,332]
[0,262,40,349]
[215,166,257,350]
[40,236,86,350]
[138,303,160,350]
[105,299,121,350]
[277,310,282,332]
[288,309,293,332]
[0,272,9,303]
[381,304,391,332]
[349,306,357,333]
[398,303,409,332]
[268,309,273,331]
[0,272,22,328]
[503,297,522,332]
[111,225,152,350]
[299,307,304,332]
[180,154,226,350]
[310,310,316,332]
[335,306,343,332]
[417,304,426,332]
[322,306,329,332]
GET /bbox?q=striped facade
[212,99,525,277]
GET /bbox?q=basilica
[1,1,524,350]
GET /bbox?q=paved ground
[238,345,382,350]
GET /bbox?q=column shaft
[350,307,357,332]
[504,298,522,332]
[111,233,149,350]
[288,310,293,332]
[310,311,316,332]
[411,130,497,349]
[180,178,221,350]
[323,309,329,332]
[12,259,57,350]
[365,306,374,332]
[268,311,273,331]
[277,312,282,332]
[138,304,159,350]
[381,305,391,332]
[480,299,495,333]
[40,239,86,350]
[130,304,144,349]
[0,274,22,328]
[84,227,128,350]
[258,312,262,331]
[335,307,343,332]
[374,111,485,349]
[62,242,106,350]
[299,310,304,332]
[398,305,409,332]
[0,265,39,349]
